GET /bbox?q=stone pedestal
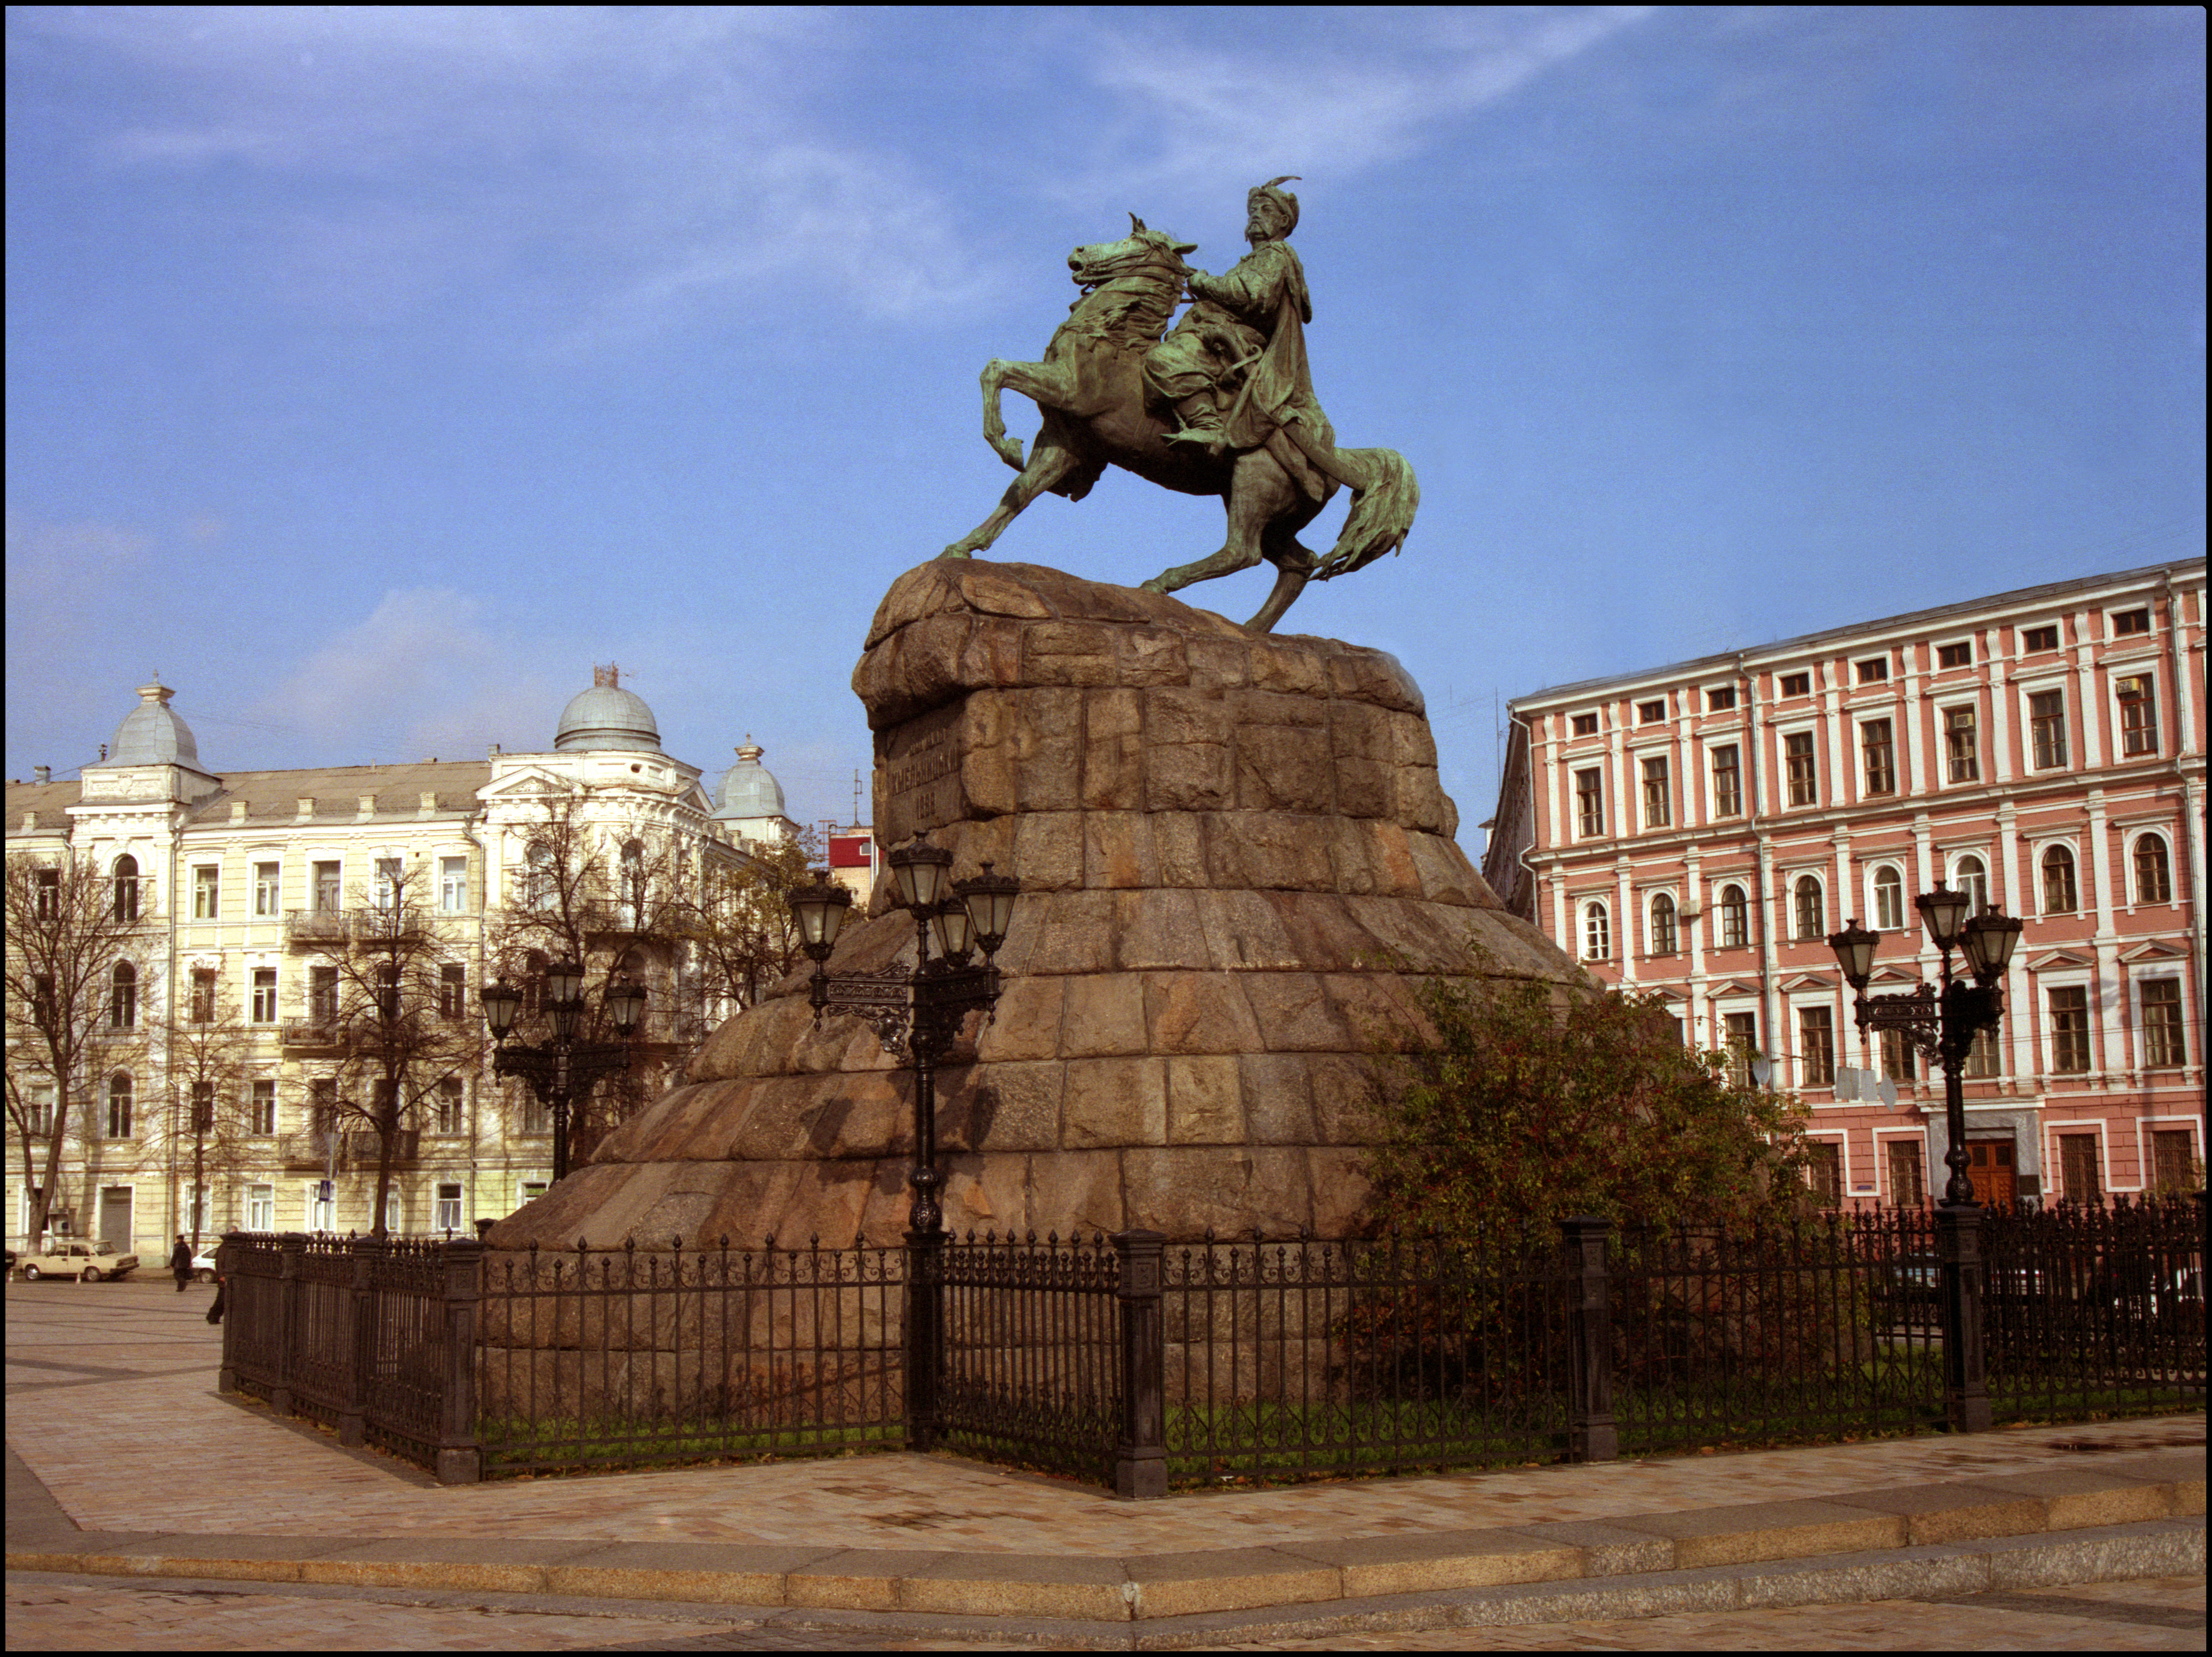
[487,560,1583,1250]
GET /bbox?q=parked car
[189,1248,219,1284]
[17,1241,139,1282]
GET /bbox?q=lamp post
[1827,883,2022,1433]
[790,840,1020,1453]
[480,963,647,1183]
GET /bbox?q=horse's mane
[1060,237,1187,352]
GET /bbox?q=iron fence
[217,1192,2203,1493]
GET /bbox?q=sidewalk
[7,1281,2203,1646]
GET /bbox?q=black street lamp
[480,963,647,1182]
[1828,883,2022,1436]
[789,843,1022,1237]
[1826,886,2024,1207]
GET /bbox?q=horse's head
[1068,213,1197,293]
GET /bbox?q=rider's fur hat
[1248,176,1301,238]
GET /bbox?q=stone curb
[8,1455,2201,1622]
[5,1520,2202,1649]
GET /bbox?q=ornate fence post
[1559,1216,1617,1463]
[1935,1203,1991,1433]
[216,1231,239,1395]
[905,1227,945,1452]
[339,1237,377,1447]
[272,1232,306,1417]
[1113,1229,1167,1499]
[437,1239,484,1485]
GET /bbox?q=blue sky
[7,6,2203,840]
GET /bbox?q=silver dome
[713,738,786,821]
[109,681,201,766]
[554,666,661,754]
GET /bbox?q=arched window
[620,838,645,929]
[1583,902,1610,961]
[1872,865,1905,931]
[2134,834,2173,905]
[112,854,140,921]
[106,1073,133,1139]
[522,948,549,1019]
[110,963,137,1029]
[1794,876,1825,941]
[1649,893,1678,956]
[2040,845,2077,914]
[1719,884,1749,949]
[523,842,553,910]
[1953,855,1988,914]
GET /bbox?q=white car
[189,1248,219,1283]
[17,1240,140,1282]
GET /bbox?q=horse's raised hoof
[991,438,1025,471]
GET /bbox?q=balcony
[351,909,427,947]
[280,1129,338,1168]
[345,1129,419,1165]
[285,909,349,946]
[279,1018,344,1051]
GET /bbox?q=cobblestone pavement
[4,1572,2202,1649]
[8,1283,2203,1558]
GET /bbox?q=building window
[248,1184,275,1231]
[1860,719,1895,795]
[110,963,137,1029]
[1937,641,1973,668]
[435,1182,464,1234]
[2039,845,2077,915]
[254,862,281,917]
[1793,875,1825,940]
[2021,624,2059,652]
[374,963,401,1024]
[2151,1131,2197,1194]
[1583,902,1610,961]
[113,855,140,921]
[2116,675,2158,756]
[1570,712,1598,736]
[189,1080,216,1134]
[1779,672,1810,697]
[251,968,278,1025]
[106,1074,133,1139]
[25,1082,55,1138]
[313,860,342,914]
[1886,1139,1925,1208]
[1636,699,1665,724]
[436,1077,466,1135]
[1709,745,1742,816]
[1785,732,1817,806]
[1706,686,1736,712]
[2025,690,2067,769]
[1854,657,1888,684]
[190,968,216,1024]
[249,1079,277,1136]
[2132,834,2172,905]
[1723,1012,1759,1088]
[1805,1141,1842,1208]
[309,1181,334,1233]
[1942,706,1979,782]
[2058,1133,2102,1204]
[309,965,337,1025]
[2112,606,2150,636]
[439,964,467,1020]
[440,856,468,914]
[1649,893,1678,956]
[1964,1023,2001,1078]
[1879,1025,1917,1083]
[1718,884,1749,949]
[1798,1005,1835,1087]
[1640,755,1671,828]
[192,865,219,920]
[1953,855,1989,913]
[2141,980,2185,1069]
[309,1078,338,1136]
[1872,865,1905,931]
[2047,986,2091,1074]
[374,857,403,910]
[1575,768,1604,838]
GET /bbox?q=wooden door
[1965,1138,2016,1207]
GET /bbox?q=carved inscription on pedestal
[880,702,966,842]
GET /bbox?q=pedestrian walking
[169,1234,193,1293]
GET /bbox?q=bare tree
[680,829,823,1017]
[321,864,481,1237]
[487,789,700,1167]
[4,852,153,1244]
[161,972,260,1248]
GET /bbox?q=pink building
[1483,559,2204,1210]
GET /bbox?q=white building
[5,668,791,1251]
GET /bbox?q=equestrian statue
[940,178,1417,634]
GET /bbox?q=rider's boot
[1164,395,1229,458]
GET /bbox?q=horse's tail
[1316,447,1418,580]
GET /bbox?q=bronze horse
[940,217,1417,633]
